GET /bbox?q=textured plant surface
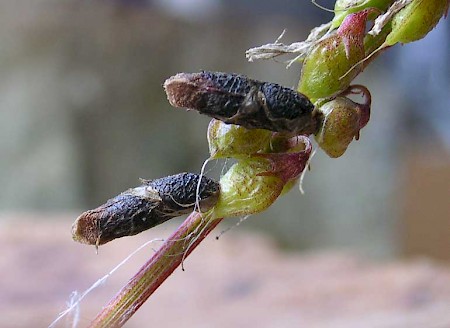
[61,1,448,327]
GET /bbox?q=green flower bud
[213,158,284,218]
[385,0,449,45]
[207,119,272,159]
[298,10,372,101]
[331,0,392,30]
[213,136,312,218]
[315,85,371,158]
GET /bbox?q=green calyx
[212,158,285,218]
[314,85,372,158]
[207,118,313,218]
[298,10,371,101]
[315,97,362,158]
[207,119,272,159]
[331,0,392,30]
[385,0,449,45]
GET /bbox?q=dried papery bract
[315,85,371,158]
[245,22,332,64]
[164,71,319,135]
[72,173,220,245]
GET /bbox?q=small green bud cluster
[297,0,447,158]
[207,119,312,218]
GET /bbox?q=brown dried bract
[164,71,319,135]
[72,172,220,246]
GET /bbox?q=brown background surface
[1,216,449,328]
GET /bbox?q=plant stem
[88,212,223,328]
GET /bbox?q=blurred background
[0,1,449,327]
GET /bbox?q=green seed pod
[331,0,392,30]
[359,0,448,66]
[213,136,312,218]
[385,0,449,45]
[207,119,272,159]
[315,85,371,158]
[213,158,284,218]
[298,10,372,101]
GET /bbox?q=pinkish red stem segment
[88,212,223,328]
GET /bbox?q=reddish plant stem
[88,212,223,328]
